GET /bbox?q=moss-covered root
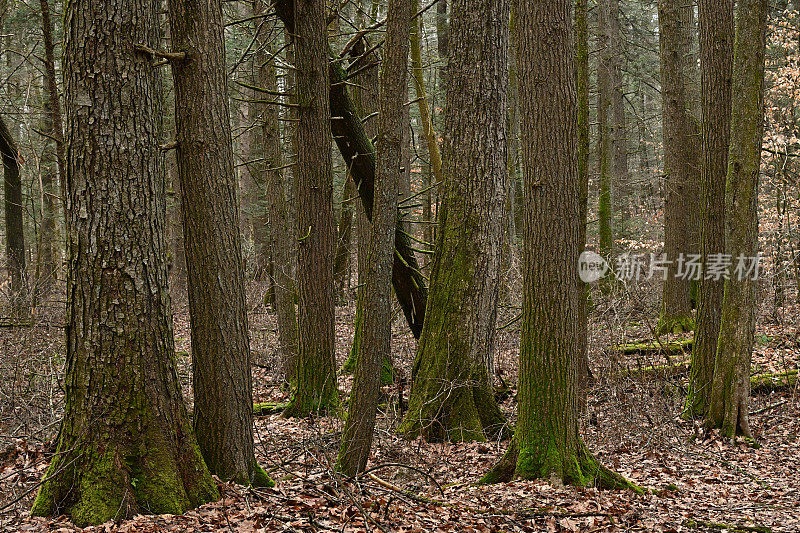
[655,314,695,335]
[251,462,275,488]
[479,439,643,494]
[31,440,218,527]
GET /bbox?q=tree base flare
[480,439,643,493]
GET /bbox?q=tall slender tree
[282,0,339,416]
[708,0,769,438]
[30,0,218,523]
[657,0,701,334]
[399,0,511,443]
[338,0,411,475]
[686,0,735,418]
[482,0,639,490]
[167,0,270,485]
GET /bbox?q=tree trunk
[0,117,26,315]
[282,0,339,417]
[597,0,615,260]
[686,0,734,419]
[609,0,629,235]
[168,0,269,486]
[273,0,428,340]
[36,0,65,290]
[334,177,355,298]
[576,0,591,410]
[30,1,218,523]
[657,0,701,334]
[256,0,298,379]
[399,0,510,444]
[338,0,410,476]
[482,0,638,491]
[708,0,768,439]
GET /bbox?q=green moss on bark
[655,314,695,335]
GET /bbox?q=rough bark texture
[256,0,299,379]
[399,0,510,444]
[282,0,339,417]
[272,0,428,339]
[30,1,218,524]
[708,0,768,439]
[686,0,734,419]
[338,0,410,476]
[483,0,637,491]
[168,0,268,485]
[657,0,701,334]
[334,177,355,297]
[575,0,590,409]
[0,116,26,314]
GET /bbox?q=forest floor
[1,272,799,532]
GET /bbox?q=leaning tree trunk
[708,0,769,439]
[167,0,269,486]
[272,0,428,340]
[281,0,339,417]
[30,0,218,524]
[0,116,26,315]
[686,0,734,419]
[338,0,410,476]
[657,0,701,334]
[482,0,639,491]
[398,0,511,444]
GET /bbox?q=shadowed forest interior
[1,0,799,531]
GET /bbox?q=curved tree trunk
[30,0,218,524]
[168,0,270,485]
[657,0,701,334]
[708,0,769,439]
[482,0,638,491]
[686,0,734,419]
[398,0,510,444]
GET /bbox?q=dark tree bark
[272,0,429,339]
[597,0,617,258]
[576,0,590,408]
[338,0,410,476]
[168,0,270,486]
[657,0,701,334]
[686,0,734,419]
[708,0,769,439]
[282,0,339,416]
[399,0,510,443]
[255,0,298,379]
[30,0,218,524]
[482,0,638,491]
[0,116,26,314]
[334,177,355,298]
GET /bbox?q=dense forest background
[0,0,799,531]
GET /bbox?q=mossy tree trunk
[256,0,299,380]
[0,116,26,316]
[657,0,701,335]
[398,0,511,444]
[338,0,410,476]
[597,0,617,259]
[483,0,638,491]
[168,0,269,486]
[708,0,769,439]
[334,177,355,299]
[30,0,218,524]
[686,0,734,419]
[282,0,339,417]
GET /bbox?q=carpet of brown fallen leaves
[1,275,799,532]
